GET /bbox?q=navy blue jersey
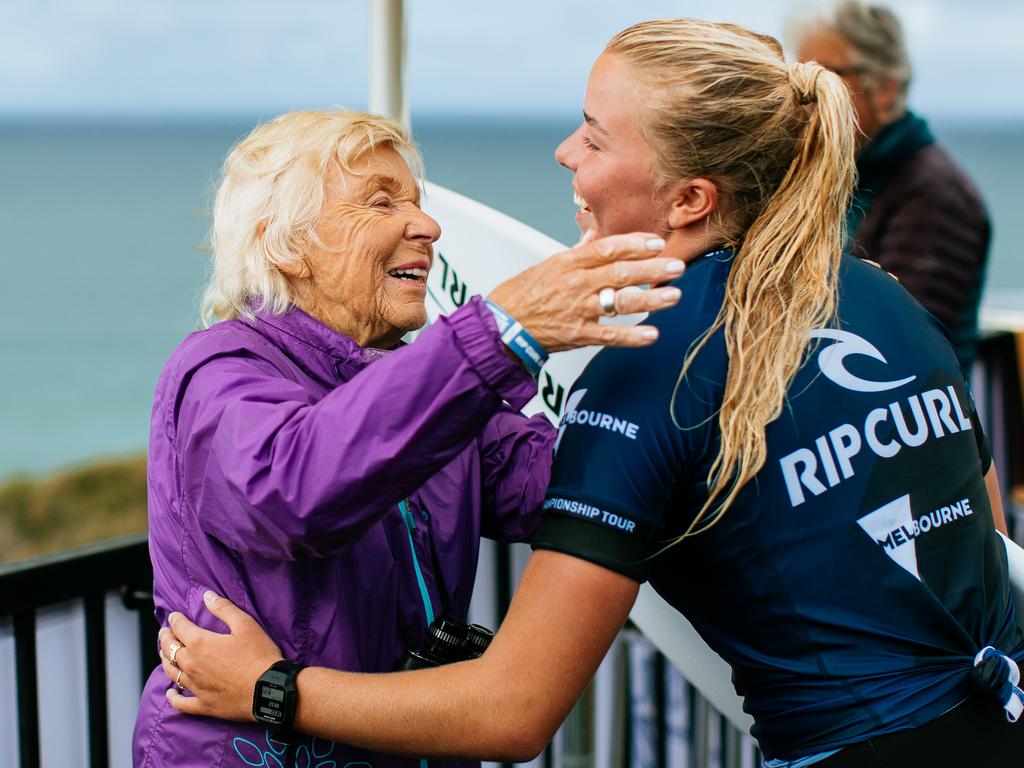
[533,250,1021,760]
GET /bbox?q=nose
[407,208,441,245]
[555,124,583,172]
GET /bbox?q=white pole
[369,0,409,129]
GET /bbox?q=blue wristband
[484,300,549,378]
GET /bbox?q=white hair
[200,108,423,326]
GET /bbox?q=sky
[1,0,1023,120]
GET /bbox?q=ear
[276,259,311,280]
[665,178,719,231]
[258,220,312,280]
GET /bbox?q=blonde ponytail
[607,20,857,535]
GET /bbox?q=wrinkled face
[297,147,441,348]
[796,26,886,142]
[555,53,666,239]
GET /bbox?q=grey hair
[790,1,912,112]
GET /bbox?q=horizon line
[2,108,1024,126]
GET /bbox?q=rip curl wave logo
[232,729,362,767]
[810,329,916,393]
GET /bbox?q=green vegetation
[0,454,148,563]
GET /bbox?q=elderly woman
[157,21,1022,768]
[132,109,681,768]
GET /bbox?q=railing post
[689,684,709,768]
[123,585,160,690]
[13,610,40,768]
[495,542,513,768]
[85,592,110,768]
[654,653,667,767]
[723,724,745,768]
[561,682,595,768]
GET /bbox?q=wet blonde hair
[606,19,857,536]
[200,108,423,326]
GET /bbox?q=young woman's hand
[487,232,684,352]
[159,590,283,721]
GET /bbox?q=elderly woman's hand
[159,591,283,721]
[487,232,683,352]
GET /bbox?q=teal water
[0,116,1021,478]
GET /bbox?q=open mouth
[574,191,592,214]
[387,267,428,283]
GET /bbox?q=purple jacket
[133,296,555,768]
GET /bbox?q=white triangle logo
[857,494,921,580]
[554,388,587,453]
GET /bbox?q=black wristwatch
[252,660,308,738]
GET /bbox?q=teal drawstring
[399,500,434,768]
[399,499,436,626]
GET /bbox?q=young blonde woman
[156,20,1021,767]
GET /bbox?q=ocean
[0,116,1021,479]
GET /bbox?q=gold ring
[174,669,186,693]
[168,642,182,667]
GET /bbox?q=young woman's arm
[163,549,639,762]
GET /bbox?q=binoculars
[399,614,494,670]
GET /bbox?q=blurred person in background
[792,0,990,371]
[132,108,681,768]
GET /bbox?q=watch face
[263,687,285,703]
[255,682,286,724]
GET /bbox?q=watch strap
[253,659,308,738]
[266,659,308,679]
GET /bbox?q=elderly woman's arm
[174,231,679,557]
[173,298,541,560]
[477,408,556,541]
[163,550,637,762]
[170,233,681,559]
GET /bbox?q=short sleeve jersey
[533,250,1020,761]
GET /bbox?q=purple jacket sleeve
[478,408,556,542]
[173,298,537,559]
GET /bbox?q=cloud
[0,0,1021,118]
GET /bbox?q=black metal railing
[0,535,756,768]
[0,533,158,768]
[1,329,1020,768]
[973,328,1024,538]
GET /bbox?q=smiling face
[288,146,441,348]
[555,53,666,240]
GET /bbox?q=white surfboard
[419,182,608,422]
[1000,532,1024,621]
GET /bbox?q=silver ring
[174,669,186,693]
[168,642,182,668]
[598,287,617,315]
